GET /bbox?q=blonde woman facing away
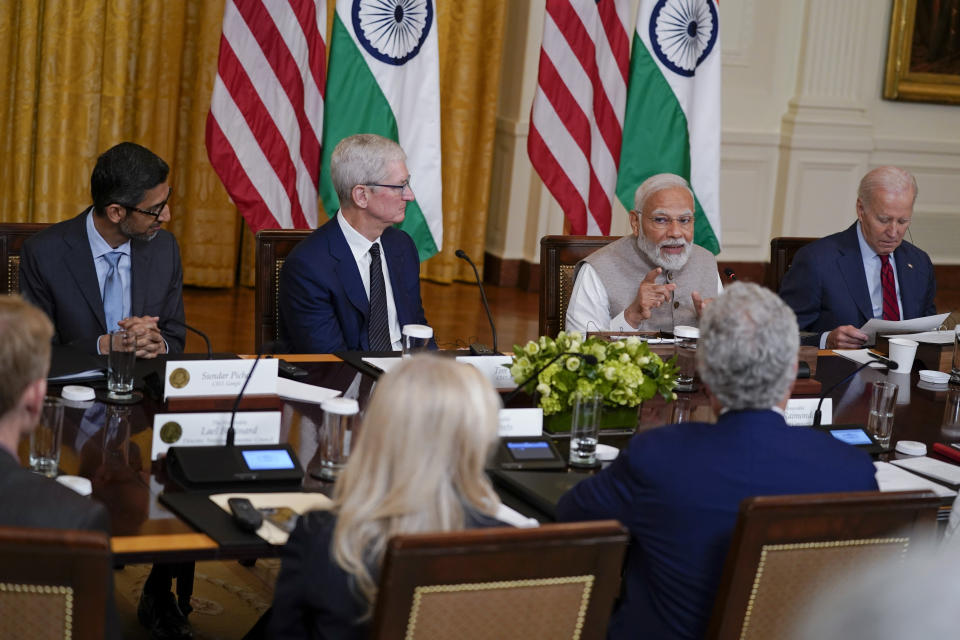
[268,355,507,639]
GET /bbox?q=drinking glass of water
[30,397,64,477]
[569,392,602,468]
[867,381,898,449]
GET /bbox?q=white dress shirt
[337,213,402,350]
[566,263,724,334]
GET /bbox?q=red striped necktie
[880,254,900,321]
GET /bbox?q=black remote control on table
[228,497,264,532]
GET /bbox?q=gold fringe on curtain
[0,0,507,288]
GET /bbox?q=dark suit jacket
[0,447,119,639]
[779,223,936,345]
[268,509,506,640]
[556,410,879,640]
[19,209,186,354]
[279,216,428,353]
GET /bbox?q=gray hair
[330,134,406,205]
[697,282,799,410]
[633,173,694,213]
[857,166,918,209]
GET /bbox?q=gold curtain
[0,0,507,287]
[427,1,507,283]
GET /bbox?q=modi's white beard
[636,232,692,270]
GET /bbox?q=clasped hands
[624,268,710,329]
[98,316,167,358]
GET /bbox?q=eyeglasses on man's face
[639,212,694,229]
[365,178,412,195]
[117,186,172,218]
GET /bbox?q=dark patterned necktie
[367,243,392,350]
[880,254,900,321]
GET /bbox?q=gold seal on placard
[169,367,190,389]
[160,421,183,444]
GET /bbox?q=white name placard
[457,355,516,390]
[151,411,282,460]
[498,408,543,437]
[163,359,279,399]
[785,398,832,426]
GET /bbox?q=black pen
[867,351,898,370]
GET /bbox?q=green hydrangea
[510,334,678,415]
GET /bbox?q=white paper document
[831,349,887,369]
[362,357,403,374]
[860,312,949,344]
[873,461,956,498]
[275,377,341,404]
[210,492,333,545]
[882,330,955,345]
[890,456,960,488]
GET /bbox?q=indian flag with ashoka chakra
[616,0,721,254]
[319,0,442,260]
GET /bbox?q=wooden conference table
[19,350,957,564]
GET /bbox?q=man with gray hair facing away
[280,133,430,353]
[557,283,878,640]
[565,173,719,334]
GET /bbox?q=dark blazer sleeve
[159,240,186,354]
[556,446,637,523]
[146,233,186,354]
[778,245,825,336]
[389,229,429,329]
[279,246,351,354]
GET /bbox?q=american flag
[528,0,631,235]
[206,0,326,233]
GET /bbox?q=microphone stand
[455,249,499,355]
[813,357,897,426]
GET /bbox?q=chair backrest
[254,229,313,352]
[370,520,628,640]
[0,526,111,640]
[539,235,619,338]
[0,223,49,295]
[706,490,940,640]
[766,236,816,292]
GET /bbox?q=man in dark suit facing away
[556,283,878,640]
[0,296,119,639]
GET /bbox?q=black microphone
[724,268,737,282]
[812,357,897,426]
[503,352,599,404]
[455,249,499,355]
[167,318,212,359]
[226,353,264,446]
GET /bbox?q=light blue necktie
[103,251,123,331]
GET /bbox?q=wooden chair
[254,229,313,352]
[539,235,619,338]
[706,490,940,640]
[0,223,49,295]
[0,526,112,640]
[370,520,628,640]
[766,236,816,292]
